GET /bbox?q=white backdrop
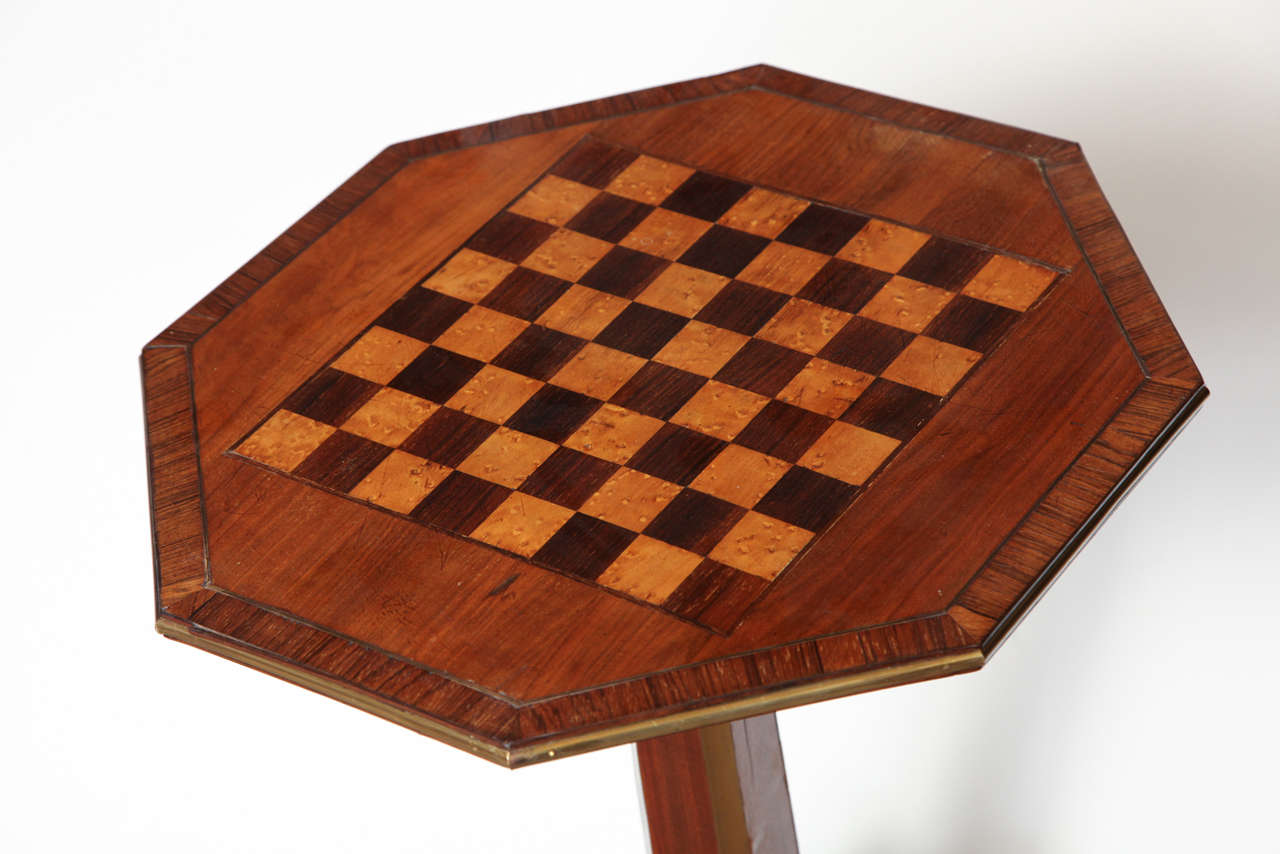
[5,1,1277,851]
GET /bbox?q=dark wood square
[840,378,943,441]
[579,245,669,298]
[491,325,586,380]
[594,303,688,358]
[754,466,859,532]
[818,316,915,374]
[400,407,499,466]
[924,294,1021,352]
[663,559,770,631]
[694,280,790,336]
[409,471,512,534]
[629,424,727,485]
[797,258,893,313]
[567,192,654,242]
[897,236,993,291]
[533,513,637,580]
[293,430,392,492]
[464,211,556,264]
[610,362,708,419]
[506,384,602,443]
[714,339,810,396]
[518,447,620,509]
[645,489,746,555]
[549,137,638,188]
[374,286,471,343]
[282,367,379,426]
[480,267,572,320]
[776,204,869,254]
[661,171,752,221]
[388,345,485,403]
[679,225,771,278]
[733,400,832,463]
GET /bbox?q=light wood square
[456,427,558,488]
[635,263,729,316]
[654,320,750,377]
[718,188,809,238]
[349,451,451,514]
[709,511,813,580]
[777,359,874,418]
[434,305,529,361]
[564,403,666,464]
[798,421,900,485]
[619,208,712,260]
[736,241,830,295]
[606,155,695,205]
[598,536,704,604]
[508,175,599,226]
[837,219,930,272]
[537,284,630,338]
[446,365,543,423]
[550,342,647,398]
[340,388,438,446]
[858,276,954,333]
[521,228,612,282]
[470,493,576,557]
[330,326,428,384]
[580,467,683,532]
[961,255,1058,311]
[691,445,791,507]
[422,248,516,302]
[881,336,981,396]
[757,298,852,355]
[670,380,770,441]
[237,410,335,472]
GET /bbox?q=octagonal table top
[142,65,1206,767]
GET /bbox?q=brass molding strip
[504,650,983,767]
[159,616,982,768]
[157,618,511,764]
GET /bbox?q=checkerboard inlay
[232,137,1060,634]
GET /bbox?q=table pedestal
[635,714,799,854]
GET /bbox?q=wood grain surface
[227,137,1063,634]
[142,64,1206,767]
[636,714,798,854]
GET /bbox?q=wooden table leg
[635,713,799,854]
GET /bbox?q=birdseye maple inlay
[231,137,1060,634]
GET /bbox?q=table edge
[156,616,983,768]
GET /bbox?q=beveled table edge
[156,617,983,767]
[978,383,1209,655]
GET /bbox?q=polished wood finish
[637,715,798,854]
[142,65,1206,767]
[230,138,1061,634]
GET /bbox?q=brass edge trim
[156,618,514,766]
[699,723,752,854]
[158,617,982,769]
[505,649,984,767]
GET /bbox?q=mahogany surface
[637,714,797,854]
[142,65,1206,767]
